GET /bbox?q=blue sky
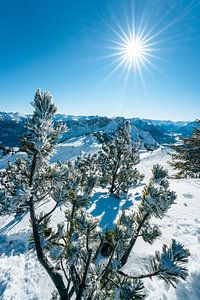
[0,0,199,120]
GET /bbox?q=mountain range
[0,111,196,150]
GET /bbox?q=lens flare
[98,1,196,86]
[100,2,176,84]
[104,20,160,83]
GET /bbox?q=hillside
[0,144,199,300]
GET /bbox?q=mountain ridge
[0,111,195,149]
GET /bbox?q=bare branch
[76,249,93,300]
[118,269,159,280]
[38,201,59,224]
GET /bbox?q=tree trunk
[109,177,115,195]
[29,155,69,299]
[110,170,118,195]
[110,160,121,196]
[120,213,149,267]
[75,249,92,300]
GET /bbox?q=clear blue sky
[0,0,199,120]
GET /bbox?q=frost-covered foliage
[139,164,176,219]
[0,90,190,299]
[0,90,66,215]
[98,120,143,197]
[74,152,99,197]
[170,119,200,178]
[22,89,66,160]
[0,158,31,214]
[150,239,190,287]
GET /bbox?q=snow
[51,135,100,163]
[88,190,135,231]
[88,147,199,299]
[0,135,99,170]
[126,149,200,300]
[0,144,200,299]
[0,214,54,300]
[0,252,53,300]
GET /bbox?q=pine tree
[98,120,143,197]
[0,90,69,299]
[0,91,190,299]
[170,119,200,177]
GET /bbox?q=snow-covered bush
[97,120,143,197]
[0,90,190,299]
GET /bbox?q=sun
[125,39,143,59]
[102,8,163,82]
[99,1,195,85]
[123,38,146,67]
[107,28,154,82]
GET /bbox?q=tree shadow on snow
[130,191,141,202]
[89,192,134,232]
[0,280,8,298]
[175,271,200,300]
[0,232,28,256]
[0,213,26,235]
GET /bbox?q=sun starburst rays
[98,0,181,86]
[96,0,198,87]
[113,34,155,78]
[102,15,164,85]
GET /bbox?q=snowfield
[0,139,200,300]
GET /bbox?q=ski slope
[0,140,199,300]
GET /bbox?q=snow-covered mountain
[0,111,194,150]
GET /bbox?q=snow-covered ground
[0,140,200,299]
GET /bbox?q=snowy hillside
[0,144,199,300]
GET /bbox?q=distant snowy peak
[131,125,157,150]
[0,112,26,122]
[0,111,194,149]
